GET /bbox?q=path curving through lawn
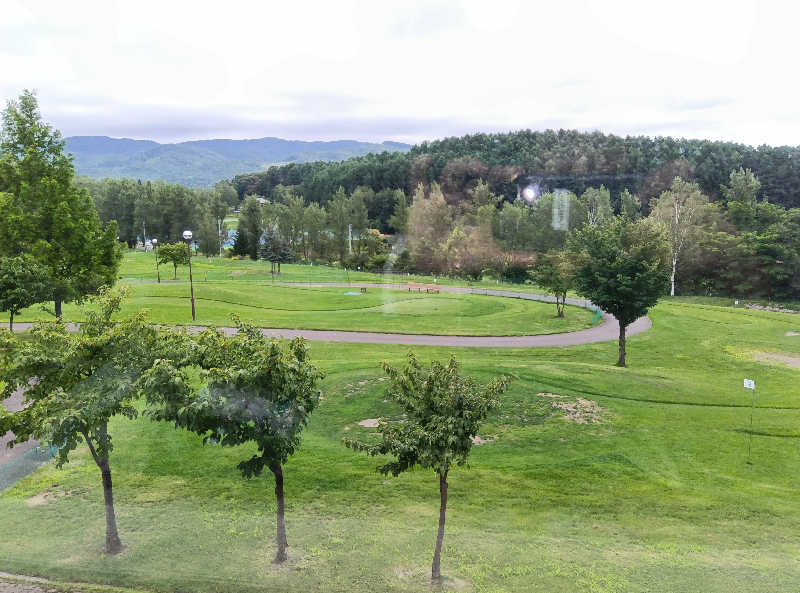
[5,284,652,347]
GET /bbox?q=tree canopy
[344,352,508,581]
[0,286,161,554]
[143,318,324,563]
[569,217,671,366]
[0,255,52,331]
[0,90,121,317]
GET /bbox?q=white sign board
[744,378,755,390]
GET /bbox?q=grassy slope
[0,252,593,336]
[2,302,800,592]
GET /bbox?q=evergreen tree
[0,90,121,317]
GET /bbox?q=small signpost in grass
[745,378,756,465]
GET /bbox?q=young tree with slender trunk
[142,318,324,564]
[157,242,189,279]
[569,217,671,366]
[649,177,709,296]
[344,352,508,582]
[532,251,574,317]
[0,286,160,554]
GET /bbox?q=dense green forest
[232,129,800,211]
[74,128,800,301]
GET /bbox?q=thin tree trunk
[99,457,123,554]
[83,426,122,554]
[9,310,14,333]
[617,323,627,367]
[670,255,677,296]
[270,463,288,563]
[173,264,177,280]
[54,300,62,320]
[431,470,449,582]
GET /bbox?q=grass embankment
[2,302,800,592]
[0,252,593,336]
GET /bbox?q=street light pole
[183,230,196,321]
[152,238,160,283]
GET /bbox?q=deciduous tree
[649,177,709,296]
[344,353,508,582]
[143,319,324,564]
[569,217,671,366]
[157,242,189,280]
[533,251,573,317]
[0,255,51,332]
[0,286,160,554]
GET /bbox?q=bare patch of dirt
[394,566,416,580]
[470,435,495,445]
[746,303,799,314]
[754,352,800,369]
[551,398,604,424]
[229,270,246,276]
[443,576,473,592]
[357,418,380,428]
[392,567,471,591]
[537,392,564,398]
[786,331,800,337]
[25,491,70,507]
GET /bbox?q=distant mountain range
[65,136,412,187]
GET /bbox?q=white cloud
[0,0,796,146]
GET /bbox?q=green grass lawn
[0,252,593,336]
[2,301,800,592]
[119,250,532,288]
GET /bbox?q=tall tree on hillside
[237,195,264,260]
[569,217,671,366]
[285,193,307,250]
[344,353,508,582]
[0,90,121,318]
[349,186,372,252]
[302,203,326,259]
[327,187,351,263]
[407,183,452,272]
[721,167,761,207]
[580,186,613,226]
[649,177,709,296]
[214,180,240,208]
[721,168,762,231]
[194,189,227,257]
[619,189,642,220]
[388,190,410,234]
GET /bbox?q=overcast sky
[1,0,797,147]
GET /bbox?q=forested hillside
[232,129,800,211]
[65,136,411,187]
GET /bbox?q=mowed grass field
[2,300,800,592]
[0,252,594,336]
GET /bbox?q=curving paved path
[4,284,651,347]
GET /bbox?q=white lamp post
[183,230,196,321]
[152,238,160,283]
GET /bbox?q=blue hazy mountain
[65,136,411,187]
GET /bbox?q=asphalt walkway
[4,284,651,347]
